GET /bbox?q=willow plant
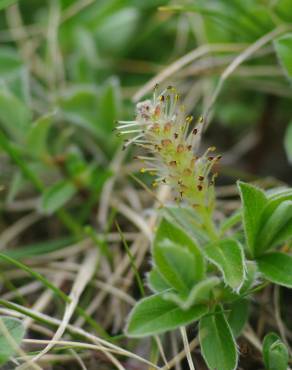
[117,87,292,370]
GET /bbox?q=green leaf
[263,333,289,370]
[263,188,292,221]
[0,89,31,142]
[238,181,267,257]
[199,308,238,370]
[163,206,209,245]
[257,252,292,288]
[126,294,208,337]
[274,33,292,81]
[153,241,199,293]
[154,217,205,281]
[98,77,121,133]
[0,47,22,77]
[239,261,258,294]
[96,8,139,55]
[40,180,77,215]
[204,239,246,291]
[0,130,43,191]
[227,299,249,337]
[147,268,171,293]
[26,112,55,158]
[0,316,25,365]
[0,0,19,11]
[256,200,292,255]
[59,87,100,136]
[284,120,292,164]
[219,210,242,235]
[163,277,220,310]
[219,261,258,302]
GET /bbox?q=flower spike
[117,87,220,209]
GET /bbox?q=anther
[197,185,203,191]
[164,122,172,133]
[161,139,172,147]
[176,144,184,153]
[183,169,192,176]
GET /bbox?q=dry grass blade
[0,305,161,369]
[180,327,195,370]
[28,248,99,365]
[0,213,41,250]
[203,24,292,124]
[133,43,245,101]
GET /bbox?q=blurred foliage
[0,0,291,235]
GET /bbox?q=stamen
[119,129,144,135]
[123,133,144,147]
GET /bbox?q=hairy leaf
[199,307,238,370]
[238,181,267,257]
[257,252,292,288]
[126,294,208,337]
[263,333,289,370]
[204,239,246,291]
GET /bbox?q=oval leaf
[199,308,238,370]
[257,252,292,288]
[40,180,77,215]
[147,268,171,293]
[237,181,267,257]
[256,200,292,255]
[26,112,55,158]
[263,333,289,370]
[126,294,208,337]
[204,239,246,291]
[227,299,249,337]
[154,242,199,293]
[163,277,220,310]
[154,217,205,282]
